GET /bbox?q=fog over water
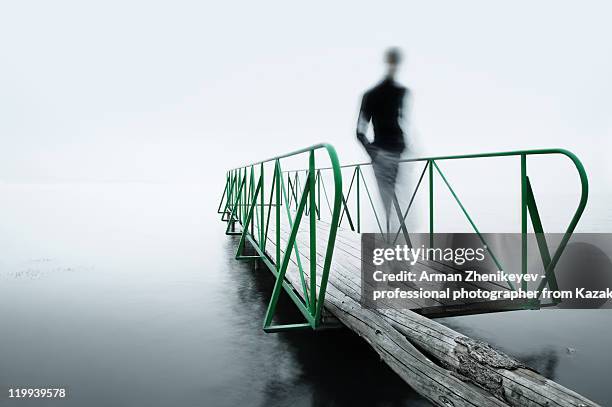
[0,183,611,406]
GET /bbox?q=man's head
[384,47,402,79]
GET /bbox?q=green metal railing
[218,144,342,332]
[219,146,589,330]
[308,149,587,298]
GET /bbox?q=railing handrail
[278,148,590,232]
[228,142,337,171]
[313,147,585,170]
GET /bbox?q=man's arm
[399,88,411,148]
[356,93,371,148]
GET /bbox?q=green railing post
[238,168,241,222]
[232,170,237,224]
[260,162,265,251]
[294,172,299,210]
[237,168,241,222]
[250,165,255,236]
[314,145,342,327]
[233,169,238,214]
[275,160,281,271]
[309,151,317,313]
[227,171,233,213]
[263,166,275,253]
[521,154,528,291]
[247,167,251,230]
[286,173,291,208]
[525,177,558,296]
[317,169,321,220]
[429,160,434,247]
[242,168,247,224]
[356,166,361,233]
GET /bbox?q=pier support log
[249,222,599,407]
[278,252,600,407]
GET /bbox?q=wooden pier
[219,144,596,406]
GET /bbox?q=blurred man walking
[356,48,409,232]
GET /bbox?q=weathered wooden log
[262,224,600,407]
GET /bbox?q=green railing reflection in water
[218,146,589,332]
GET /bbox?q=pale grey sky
[1,0,611,185]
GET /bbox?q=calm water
[0,183,610,406]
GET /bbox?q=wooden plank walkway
[262,220,528,320]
